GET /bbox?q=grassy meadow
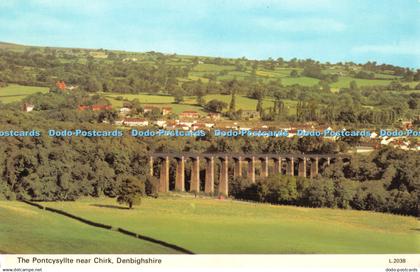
[0,201,177,254]
[36,196,420,254]
[104,92,297,115]
[0,84,48,103]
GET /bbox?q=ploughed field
[23,196,420,254]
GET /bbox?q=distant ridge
[0,41,28,50]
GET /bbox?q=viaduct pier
[150,153,345,196]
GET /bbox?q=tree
[117,176,145,209]
[85,76,102,92]
[196,91,205,106]
[290,70,299,77]
[174,92,184,104]
[349,80,358,91]
[229,89,236,112]
[408,98,417,109]
[205,99,227,112]
[256,98,263,115]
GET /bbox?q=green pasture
[331,77,392,88]
[40,196,419,254]
[0,201,177,254]
[104,92,297,115]
[193,63,236,72]
[281,76,319,86]
[0,84,48,103]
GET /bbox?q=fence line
[20,200,194,254]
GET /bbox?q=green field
[105,92,297,115]
[34,196,420,254]
[201,94,297,114]
[331,77,392,88]
[0,84,48,103]
[0,201,177,253]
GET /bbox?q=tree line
[230,147,419,216]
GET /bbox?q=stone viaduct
[150,153,344,196]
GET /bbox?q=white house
[123,118,149,127]
[119,107,132,114]
[23,103,34,112]
[153,120,167,128]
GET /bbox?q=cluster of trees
[0,48,189,93]
[1,46,419,126]
[362,61,420,79]
[0,99,417,213]
[301,63,339,82]
[0,108,161,205]
[230,148,419,216]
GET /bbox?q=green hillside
[0,84,48,103]
[0,41,418,124]
[0,201,177,254]
[39,196,420,254]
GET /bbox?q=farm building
[144,106,158,113]
[22,103,34,112]
[123,118,149,127]
[78,105,112,111]
[162,107,172,115]
[180,110,199,119]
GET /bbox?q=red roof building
[144,106,158,113]
[56,81,66,90]
[123,118,149,127]
[91,105,112,111]
[180,110,199,119]
[78,105,112,111]
[162,107,172,115]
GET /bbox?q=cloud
[352,41,420,55]
[255,17,346,32]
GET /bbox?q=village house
[78,105,90,111]
[153,120,167,128]
[92,105,112,111]
[400,120,413,129]
[56,80,66,91]
[162,107,172,116]
[176,124,190,131]
[177,119,196,128]
[114,119,124,126]
[214,121,239,130]
[179,110,199,119]
[119,107,132,114]
[239,126,252,131]
[191,123,208,130]
[22,103,34,112]
[66,85,78,91]
[55,81,78,91]
[204,122,214,129]
[78,105,112,111]
[123,118,149,127]
[287,129,297,137]
[143,106,158,113]
[240,110,259,119]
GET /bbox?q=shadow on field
[90,204,130,210]
[410,228,420,232]
[20,200,194,254]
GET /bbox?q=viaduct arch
[150,153,345,196]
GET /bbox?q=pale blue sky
[0,0,419,67]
